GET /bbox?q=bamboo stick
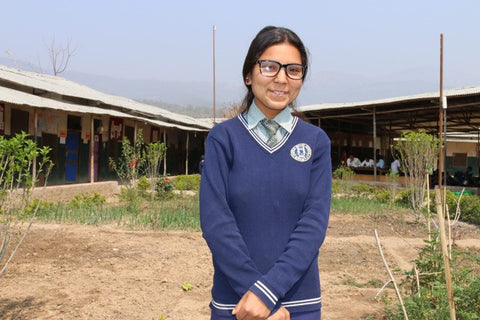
[374,229,409,320]
[434,188,456,319]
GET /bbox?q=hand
[267,306,290,320]
[232,290,270,320]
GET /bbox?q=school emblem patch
[290,143,312,162]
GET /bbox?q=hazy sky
[2,0,480,105]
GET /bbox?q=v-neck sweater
[200,114,332,316]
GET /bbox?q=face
[245,42,303,119]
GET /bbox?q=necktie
[260,119,280,147]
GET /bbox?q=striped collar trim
[238,114,298,154]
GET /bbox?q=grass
[31,180,416,232]
[31,184,416,232]
[331,196,407,216]
[34,193,201,231]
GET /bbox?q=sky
[2,0,480,106]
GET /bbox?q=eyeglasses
[256,60,306,80]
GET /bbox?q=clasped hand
[232,290,290,320]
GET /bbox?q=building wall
[1,102,206,185]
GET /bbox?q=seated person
[464,166,474,186]
[361,156,375,167]
[376,155,385,169]
[346,155,362,168]
[390,158,401,174]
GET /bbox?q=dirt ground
[1,211,480,320]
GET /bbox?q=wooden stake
[374,229,409,320]
[434,188,456,319]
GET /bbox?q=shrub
[331,179,341,194]
[350,183,378,197]
[384,234,480,319]
[173,174,201,191]
[458,194,480,225]
[155,178,174,200]
[374,188,392,203]
[333,164,355,180]
[136,176,151,199]
[68,192,106,209]
[430,190,480,226]
[396,189,412,206]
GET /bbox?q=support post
[90,115,94,183]
[185,131,189,175]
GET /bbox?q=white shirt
[347,157,362,168]
[361,159,375,167]
[391,159,401,173]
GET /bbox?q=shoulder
[294,117,330,143]
[208,117,242,138]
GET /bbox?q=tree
[44,37,76,76]
[0,133,52,277]
[393,130,440,216]
[144,141,167,194]
[109,130,145,189]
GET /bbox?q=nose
[274,67,288,82]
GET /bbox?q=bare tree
[44,37,76,76]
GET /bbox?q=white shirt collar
[244,103,295,133]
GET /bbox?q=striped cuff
[249,280,279,311]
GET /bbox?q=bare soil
[1,212,480,320]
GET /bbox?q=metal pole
[163,128,167,176]
[185,131,189,175]
[33,109,38,185]
[212,25,216,125]
[90,115,94,183]
[438,34,444,188]
[373,107,377,181]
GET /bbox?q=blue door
[65,132,80,182]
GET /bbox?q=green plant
[136,176,151,199]
[396,189,412,206]
[430,190,480,226]
[385,171,400,206]
[0,132,52,277]
[350,183,378,197]
[173,174,201,191]
[68,192,106,209]
[182,281,193,291]
[333,164,355,180]
[109,129,146,188]
[144,141,167,196]
[383,233,480,319]
[393,131,440,217]
[155,178,174,200]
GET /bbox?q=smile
[271,90,287,96]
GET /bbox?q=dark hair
[240,26,309,113]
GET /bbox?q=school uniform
[200,104,331,319]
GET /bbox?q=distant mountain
[1,57,477,117]
[63,70,246,108]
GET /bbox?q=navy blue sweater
[200,114,332,316]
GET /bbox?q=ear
[245,73,252,85]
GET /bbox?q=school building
[298,86,480,188]
[0,65,211,186]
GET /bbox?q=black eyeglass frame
[256,59,307,80]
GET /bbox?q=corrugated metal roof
[298,86,480,112]
[0,86,207,132]
[0,65,212,130]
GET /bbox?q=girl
[200,26,332,320]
